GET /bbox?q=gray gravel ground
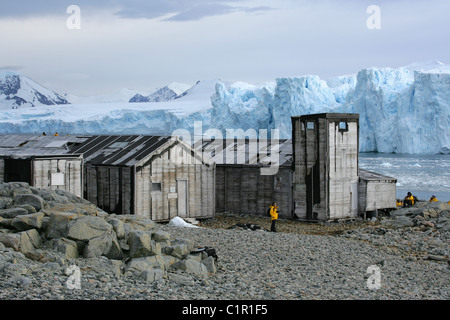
[1,222,448,300]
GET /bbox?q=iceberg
[0,62,449,154]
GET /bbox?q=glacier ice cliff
[0,63,449,154]
[206,65,449,154]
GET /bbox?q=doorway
[177,179,188,217]
[4,159,32,184]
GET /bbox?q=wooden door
[350,182,358,217]
[177,179,188,217]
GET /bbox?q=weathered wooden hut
[0,135,85,197]
[69,135,215,221]
[291,113,397,221]
[292,113,361,221]
[199,139,293,219]
[358,169,397,218]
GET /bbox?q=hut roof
[198,138,292,168]
[359,168,397,182]
[69,135,172,167]
[0,134,87,158]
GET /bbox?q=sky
[1,0,449,96]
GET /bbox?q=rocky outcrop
[342,201,450,263]
[380,201,450,231]
[0,182,216,287]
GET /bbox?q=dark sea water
[359,153,450,202]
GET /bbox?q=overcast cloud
[0,0,274,20]
[0,0,449,96]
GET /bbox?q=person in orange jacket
[429,195,438,202]
[269,202,279,232]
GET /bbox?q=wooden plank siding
[215,165,292,219]
[327,121,359,220]
[134,141,215,221]
[293,113,360,221]
[84,165,133,215]
[358,169,397,216]
[75,136,214,221]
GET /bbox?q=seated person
[403,192,414,207]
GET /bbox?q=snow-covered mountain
[129,82,192,103]
[0,62,448,154]
[65,88,153,104]
[0,71,69,109]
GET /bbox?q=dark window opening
[338,121,348,132]
[152,182,162,192]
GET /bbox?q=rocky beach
[0,182,449,300]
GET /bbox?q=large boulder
[164,238,193,259]
[83,234,111,258]
[0,229,42,254]
[66,216,113,242]
[13,194,45,212]
[76,257,124,279]
[54,188,91,204]
[201,256,217,274]
[127,230,161,259]
[107,218,126,239]
[153,230,171,243]
[381,216,415,228]
[121,215,156,231]
[0,182,33,197]
[0,197,13,209]
[45,213,123,259]
[19,229,42,253]
[83,233,123,260]
[164,244,189,259]
[0,232,21,251]
[31,187,69,203]
[423,202,450,219]
[45,212,80,239]
[0,207,29,219]
[65,216,123,259]
[49,238,79,259]
[104,236,123,260]
[11,212,45,231]
[124,256,166,277]
[168,273,195,286]
[45,203,100,216]
[15,204,37,214]
[171,258,209,277]
[141,269,165,283]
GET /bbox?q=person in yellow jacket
[269,202,278,232]
[403,192,414,207]
[429,195,438,202]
